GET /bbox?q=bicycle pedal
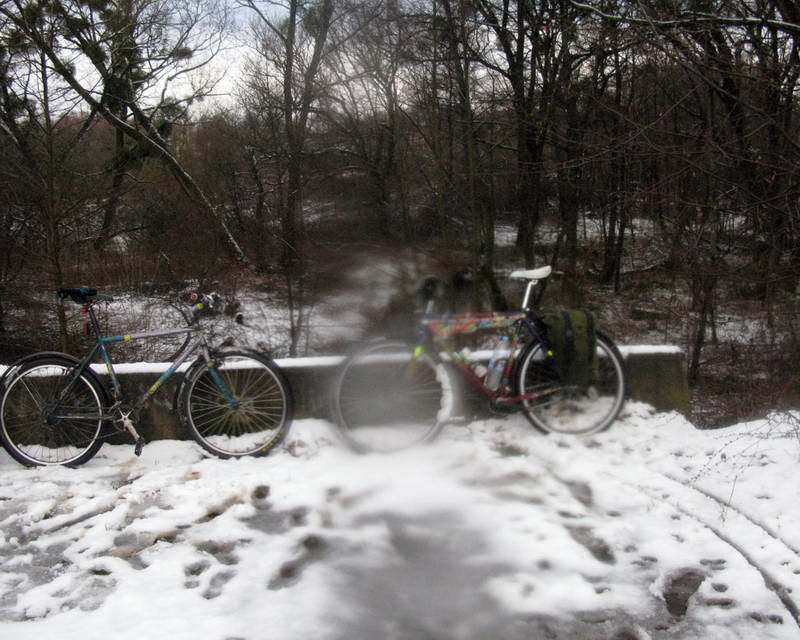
[134,437,146,457]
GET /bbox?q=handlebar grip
[189,292,219,311]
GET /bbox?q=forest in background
[1,0,799,424]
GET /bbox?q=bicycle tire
[180,349,292,458]
[0,356,108,467]
[331,340,454,453]
[515,331,626,436]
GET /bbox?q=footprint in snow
[699,558,727,570]
[662,568,705,617]
[184,560,211,589]
[268,534,328,591]
[703,597,736,609]
[750,612,786,623]
[632,556,658,568]
[195,540,240,566]
[567,527,615,564]
[203,570,236,600]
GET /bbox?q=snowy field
[1,407,799,639]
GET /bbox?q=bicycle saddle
[509,266,552,281]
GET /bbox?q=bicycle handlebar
[57,287,225,323]
[188,291,222,318]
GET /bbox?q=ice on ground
[1,409,799,639]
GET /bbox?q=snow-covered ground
[495,218,660,249]
[1,408,799,639]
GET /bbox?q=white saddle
[509,266,552,281]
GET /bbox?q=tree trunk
[689,280,715,385]
[94,123,127,251]
[283,154,304,271]
[558,101,582,306]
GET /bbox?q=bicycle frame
[418,308,547,405]
[49,303,238,425]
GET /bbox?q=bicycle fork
[207,365,239,408]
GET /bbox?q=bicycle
[330,267,626,453]
[0,287,292,467]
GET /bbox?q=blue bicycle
[0,288,292,467]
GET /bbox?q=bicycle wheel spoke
[232,367,261,399]
[195,409,227,436]
[241,384,282,403]
[19,378,46,410]
[250,409,280,430]
[192,405,231,423]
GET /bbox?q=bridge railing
[0,346,689,442]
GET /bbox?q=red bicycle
[330,267,627,452]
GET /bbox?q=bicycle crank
[118,412,146,456]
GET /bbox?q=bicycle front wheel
[0,357,106,467]
[331,341,453,453]
[515,331,626,436]
[181,350,292,458]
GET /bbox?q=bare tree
[0,30,111,348]
[0,0,250,265]
[575,0,800,379]
[239,0,375,354]
[240,0,340,268]
[320,1,413,238]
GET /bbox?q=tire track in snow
[661,472,800,558]
[633,476,800,628]
[521,445,800,630]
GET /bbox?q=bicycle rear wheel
[0,357,106,467]
[515,331,626,436]
[331,341,453,453]
[180,350,292,458]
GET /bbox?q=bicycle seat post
[522,280,536,312]
[85,302,104,339]
[510,267,551,312]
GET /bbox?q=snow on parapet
[618,346,683,356]
[85,357,349,374]
[0,347,683,377]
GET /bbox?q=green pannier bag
[540,310,597,387]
